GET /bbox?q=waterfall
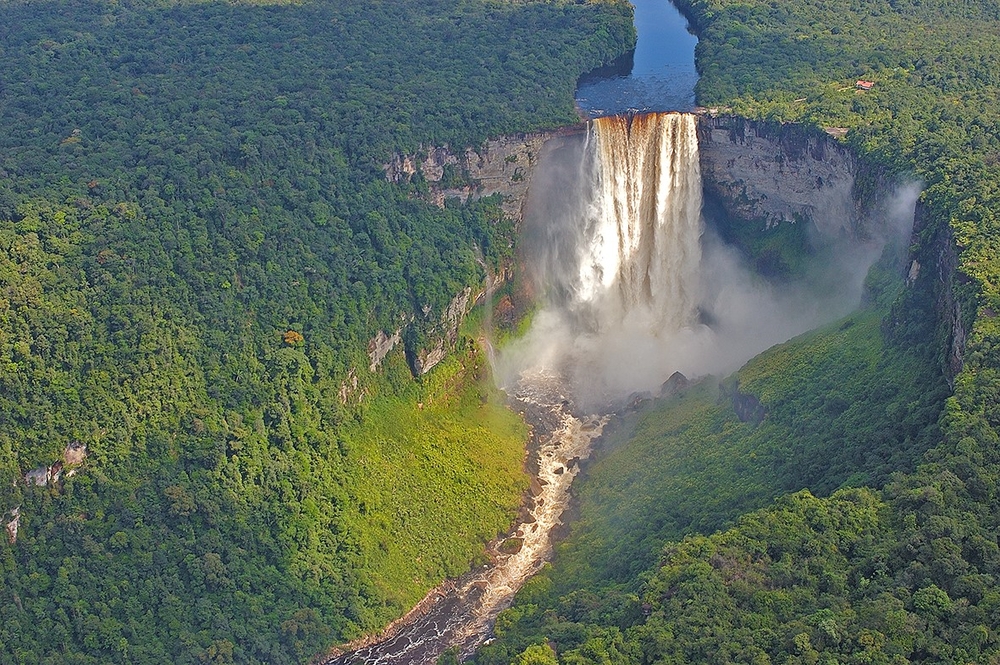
[329,111,909,665]
[502,108,895,407]
[575,112,703,335]
[500,111,710,406]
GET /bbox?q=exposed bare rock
[385,130,588,379]
[20,444,88,491]
[24,467,49,486]
[697,116,862,237]
[660,371,689,398]
[473,265,513,306]
[443,288,471,344]
[64,441,87,466]
[413,288,472,375]
[339,369,361,405]
[368,329,403,372]
[927,208,966,385]
[385,131,567,223]
[414,340,447,376]
[6,507,20,544]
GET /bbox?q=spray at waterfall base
[497,112,919,409]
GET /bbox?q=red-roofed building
[856,80,875,90]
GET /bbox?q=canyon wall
[377,128,598,377]
[389,116,879,240]
[385,131,566,222]
[380,116,964,382]
[697,115,866,237]
[372,133,562,379]
[696,114,964,381]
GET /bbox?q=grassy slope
[340,350,529,615]
[475,291,945,662]
[557,308,944,589]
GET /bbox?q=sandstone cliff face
[697,116,863,238]
[381,116,965,385]
[412,287,472,375]
[906,201,967,385]
[385,131,564,223]
[378,131,568,380]
[935,219,967,384]
[368,329,402,373]
[363,287,473,379]
[696,115,964,383]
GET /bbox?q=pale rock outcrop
[21,442,88,488]
[24,467,49,486]
[338,369,363,405]
[386,132,558,223]
[368,329,402,372]
[414,341,447,377]
[6,507,19,544]
[64,441,87,466]
[414,288,472,375]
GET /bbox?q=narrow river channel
[323,372,606,665]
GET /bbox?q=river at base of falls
[322,371,606,665]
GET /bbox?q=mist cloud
[496,121,919,410]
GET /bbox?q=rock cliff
[697,115,864,238]
[382,115,965,384]
[385,131,563,223]
[411,287,472,375]
[378,130,577,380]
[888,200,968,386]
[697,114,964,382]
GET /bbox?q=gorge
[504,111,917,406]
[336,100,923,661]
[3,0,990,662]
[476,0,1000,656]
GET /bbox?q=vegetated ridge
[475,0,1000,663]
[0,0,635,663]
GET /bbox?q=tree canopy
[0,0,635,662]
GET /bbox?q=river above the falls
[575,0,698,117]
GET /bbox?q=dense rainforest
[0,0,636,663]
[476,0,1000,663]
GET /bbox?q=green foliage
[338,351,529,618]
[475,303,945,664]
[477,0,1000,663]
[0,0,635,662]
[708,209,815,280]
[512,643,559,665]
[672,0,1000,323]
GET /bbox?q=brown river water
[322,369,605,665]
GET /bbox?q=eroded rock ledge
[367,130,574,386]
[697,116,863,236]
[385,129,579,223]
